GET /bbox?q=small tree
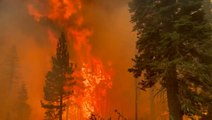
[6,83,31,120]
[1,46,19,120]
[14,83,31,120]
[3,46,19,93]
[41,32,75,120]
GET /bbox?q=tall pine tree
[8,83,31,120]
[0,46,19,120]
[129,0,212,119]
[41,33,75,120]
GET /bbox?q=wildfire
[81,59,112,117]
[27,0,112,119]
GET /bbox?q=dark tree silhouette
[41,32,75,120]
[1,46,31,120]
[11,83,31,120]
[0,46,19,120]
[129,0,212,119]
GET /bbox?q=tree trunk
[59,95,63,120]
[165,64,182,120]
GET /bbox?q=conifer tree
[41,32,75,120]
[11,83,31,120]
[0,46,19,120]
[1,46,31,120]
[129,0,212,119]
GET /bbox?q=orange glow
[47,0,79,20]
[27,0,112,119]
[47,29,57,53]
[27,4,41,22]
[70,28,93,63]
[80,59,112,117]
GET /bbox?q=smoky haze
[0,0,53,119]
[0,0,163,119]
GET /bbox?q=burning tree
[27,0,112,119]
[41,33,75,120]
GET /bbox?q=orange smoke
[27,4,41,22]
[27,0,112,119]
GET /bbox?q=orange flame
[81,59,112,117]
[27,4,41,22]
[27,0,112,119]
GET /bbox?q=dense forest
[0,0,211,120]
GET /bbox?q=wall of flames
[27,0,112,119]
